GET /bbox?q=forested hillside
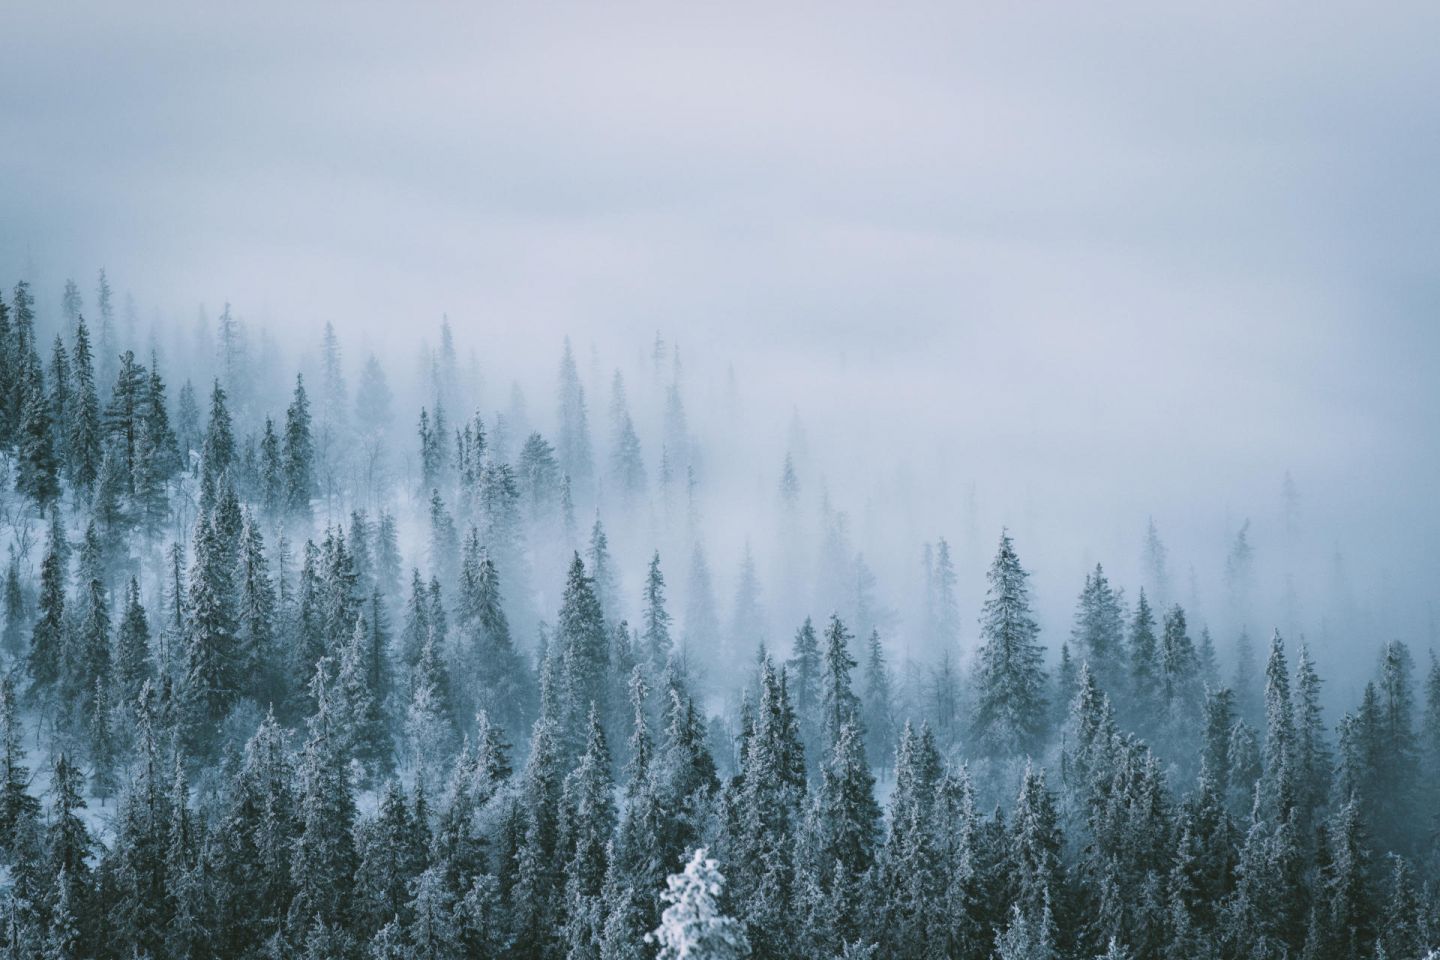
[0,275,1436,960]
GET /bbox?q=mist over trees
[0,274,1436,959]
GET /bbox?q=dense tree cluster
[0,276,1436,959]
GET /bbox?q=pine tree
[114,577,151,706]
[418,406,442,493]
[214,710,296,951]
[557,553,610,757]
[46,754,91,892]
[404,630,455,795]
[649,849,751,960]
[47,336,71,486]
[1008,763,1064,922]
[259,416,283,517]
[105,349,148,486]
[1,554,25,658]
[933,537,960,650]
[861,629,895,774]
[427,489,459,591]
[283,374,316,520]
[16,361,59,507]
[1292,644,1331,835]
[1072,564,1127,694]
[1159,605,1203,760]
[354,353,393,436]
[289,672,360,938]
[142,352,181,481]
[511,715,566,958]
[1232,628,1262,726]
[821,615,862,744]
[1261,629,1297,819]
[609,370,646,504]
[557,337,594,493]
[517,431,560,519]
[1321,795,1372,960]
[816,716,881,893]
[0,294,15,447]
[1127,590,1160,732]
[175,379,201,466]
[66,523,112,728]
[354,778,427,934]
[401,567,432,674]
[375,510,402,604]
[1373,640,1419,858]
[202,379,235,492]
[321,523,361,654]
[336,613,389,777]
[972,531,1047,756]
[0,678,39,861]
[561,708,617,960]
[470,551,530,736]
[642,552,674,672]
[783,624,822,742]
[29,510,66,689]
[182,510,239,744]
[684,544,721,675]
[290,540,328,716]
[588,518,620,628]
[406,866,461,960]
[730,546,765,659]
[87,678,118,803]
[237,509,278,703]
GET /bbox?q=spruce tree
[1159,605,1203,760]
[1071,564,1126,694]
[815,717,881,897]
[1128,590,1160,732]
[105,349,148,486]
[641,552,674,672]
[66,523,112,729]
[283,374,316,520]
[972,531,1047,756]
[588,518,619,628]
[650,849,751,960]
[182,510,239,744]
[557,553,610,757]
[861,629,895,774]
[15,362,58,507]
[0,678,39,861]
[1,554,24,658]
[557,337,594,493]
[237,509,278,703]
[202,379,235,492]
[29,509,67,689]
[609,369,646,504]
[561,708,617,960]
[47,336,71,486]
[934,537,960,650]
[1292,644,1331,834]
[821,614,862,744]
[259,416,283,518]
[404,631,455,795]
[114,577,152,707]
[289,673,359,938]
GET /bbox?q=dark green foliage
[972,530,1047,756]
[283,374,316,519]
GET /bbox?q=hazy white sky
[3,1,1438,635]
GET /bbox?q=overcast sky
[3,1,1438,644]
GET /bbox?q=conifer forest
[3,4,1439,960]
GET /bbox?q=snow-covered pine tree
[649,848,750,960]
[971,531,1047,757]
[283,373,316,521]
